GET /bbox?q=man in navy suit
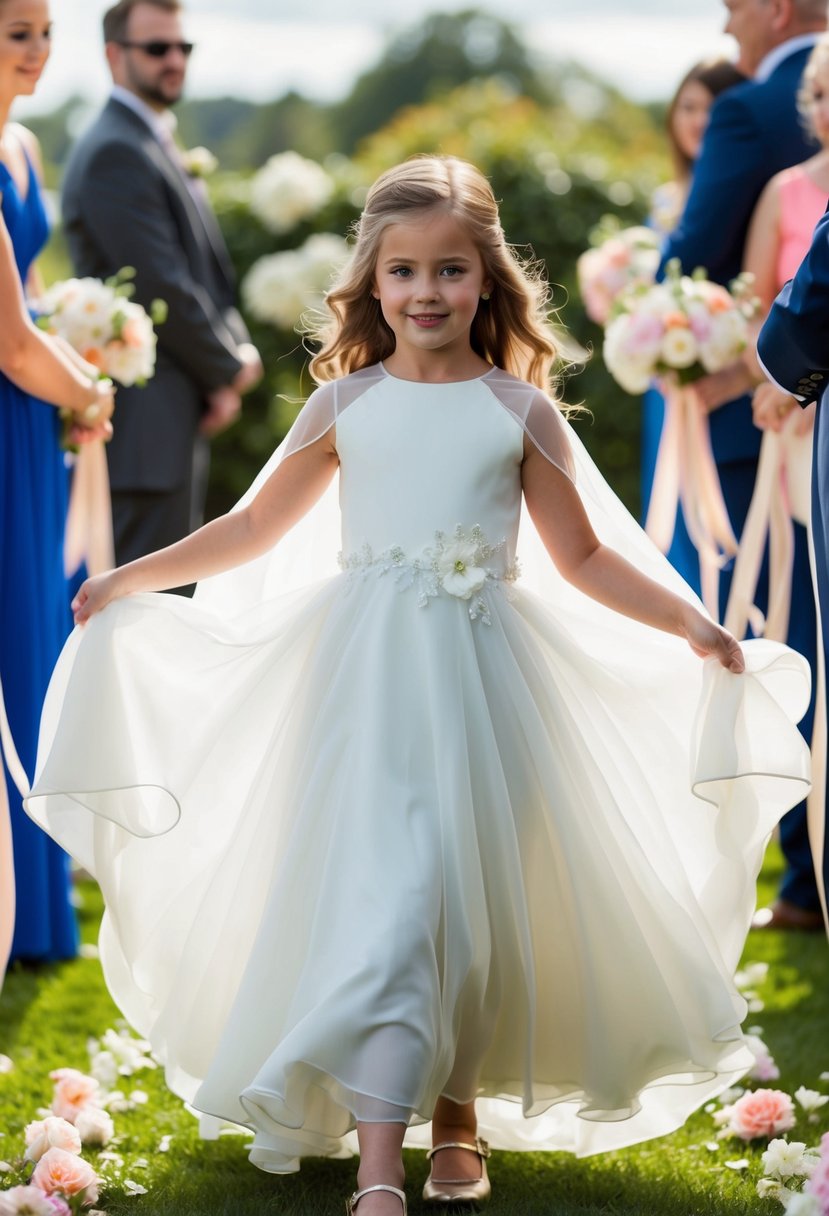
[660,0,826,932]
[757,211,829,935]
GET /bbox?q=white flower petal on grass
[785,1194,822,1215]
[761,1138,819,1180]
[0,1161,11,1172]
[157,1135,172,1152]
[756,1177,786,1200]
[724,1158,749,1170]
[795,1087,829,1114]
[79,943,100,960]
[718,1087,745,1105]
[734,962,769,990]
[74,1107,114,1148]
[704,1141,720,1152]
[128,1091,148,1105]
[0,1055,13,1074]
[123,1180,148,1196]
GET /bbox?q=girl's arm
[522,439,744,672]
[72,431,339,623]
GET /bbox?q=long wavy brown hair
[308,156,561,392]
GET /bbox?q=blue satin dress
[0,154,78,962]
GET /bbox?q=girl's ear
[370,281,380,300]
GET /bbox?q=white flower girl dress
[25,364,810,1171]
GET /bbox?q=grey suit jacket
[62,98,250,493]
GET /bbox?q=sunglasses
[117,40,195,57]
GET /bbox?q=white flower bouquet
[602,259,758,396]
[35,267,167,390]
[576,219,661,326]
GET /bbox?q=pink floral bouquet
[576,221,660,326]
[602,258,758,396]
[35,267,167,389]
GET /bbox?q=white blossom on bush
[242,233,351,330]
[249,151,334,234]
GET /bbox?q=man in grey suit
[62,0,262,574]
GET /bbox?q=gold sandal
[346,1183,407,1213]
[422,1137,491,1206]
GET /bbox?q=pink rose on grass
[727,1088,796,1140]
[31,1148,98,1204]
[49,1069,101,1123]
[0,1187,71,1215]
[24,1116,82,1162]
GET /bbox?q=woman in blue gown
[642,59,744,595]
[0,0,114,966]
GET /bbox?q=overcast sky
[14,0,735,119]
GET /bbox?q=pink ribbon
[645,383,739,620]
[64,440,115,579]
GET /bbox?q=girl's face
[0,0,51,103]
[806,64,829,148]
[371,209,492,369]
[671,80,714,163]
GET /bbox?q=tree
[332,9,544,153]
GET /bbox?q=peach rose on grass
[0,1187,71,1215]
[49,1069,101,1123]
[726,1088,796,1140]
[73,1107,114,1148]
[24,1117,81,1163]
[30,1149,98,1205]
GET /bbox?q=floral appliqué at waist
[338,525,520,625]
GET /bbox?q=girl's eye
[390,267,412,278]
[441,266,464,277]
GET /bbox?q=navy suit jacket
[661,45,817,465]
[757,208,829,646]
[62,100,250,495]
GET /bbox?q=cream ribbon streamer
[64,440,115,579]
[723,422,827,935]
[645,383,739,620]
[723,420,811,644]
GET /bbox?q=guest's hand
[752,382,798,433]
[693,362,755,413]
[233,344,264,395]
[202,385,242,436]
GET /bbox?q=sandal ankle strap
[427,1136,490,1161]
[346,1183,407,1213]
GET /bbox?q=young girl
[26,157,809,1215]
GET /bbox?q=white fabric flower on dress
[436,539,488,599]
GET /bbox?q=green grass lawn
[0,843,826,1216]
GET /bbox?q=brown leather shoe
[752,899,825,932]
